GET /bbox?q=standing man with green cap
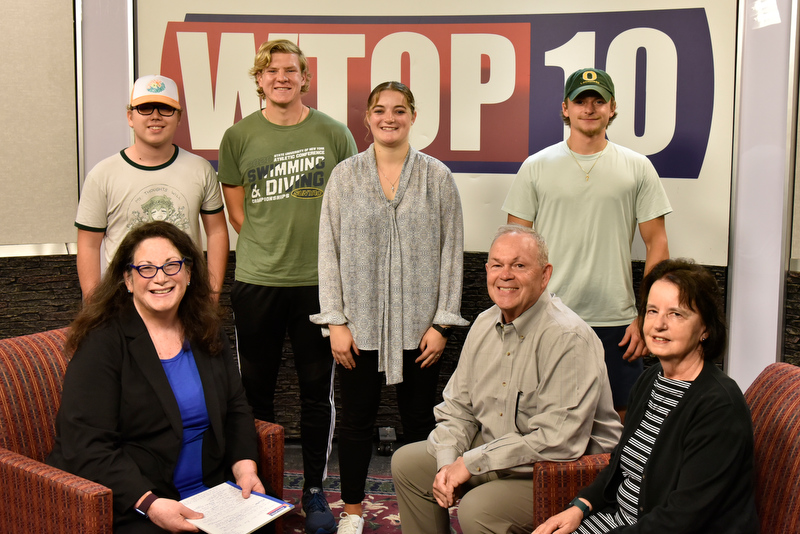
[502,68,672,420]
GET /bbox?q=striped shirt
[577,373,692,533]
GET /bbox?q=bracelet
[568,497,590,519]
[135,493,159,518]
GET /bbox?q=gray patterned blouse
[310,144,468,385]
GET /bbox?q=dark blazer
[48,304,258,527]
[578,362,759,534]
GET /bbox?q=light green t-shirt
[503,141,672,326]
[75,146,224,267]
[218,108,356,287]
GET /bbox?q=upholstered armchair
[532,453,610,525]
[744,362,800,533]
[0,328,285,533]
[533,362,800,532]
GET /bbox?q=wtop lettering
[164,12,713,177]
[174,30,520,154]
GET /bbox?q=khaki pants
[391,441,535,534]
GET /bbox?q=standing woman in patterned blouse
[311,81,468,534]
[532,258,759,534]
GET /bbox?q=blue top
[162,341,210,498]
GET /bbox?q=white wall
[727,0,798,389]
[80,0,134,176]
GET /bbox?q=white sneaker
[337,512,364,534]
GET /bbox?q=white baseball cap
[130,75,182,111]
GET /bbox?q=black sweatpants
[231,281,335,490]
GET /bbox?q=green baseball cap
[564,68,615,101]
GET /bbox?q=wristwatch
[568,496,590,519]
[432,324,453,338]
[135,493,159,518]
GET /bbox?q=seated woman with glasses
[48,221,266,533]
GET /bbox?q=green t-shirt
[218,108,356,286]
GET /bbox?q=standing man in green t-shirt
[217,39,357,534]
[503,68,671,421]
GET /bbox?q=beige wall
[0,0,78,246]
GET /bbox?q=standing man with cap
[217,39,356,534]
[76,74,228,301]
[502,68,671,419]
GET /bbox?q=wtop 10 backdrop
[136,1,735,260]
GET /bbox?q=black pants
[337,348,441,504]
[593,324,644,409]
[231,282,335,490]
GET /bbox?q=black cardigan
[47,304,258,527]
[578,362,759,533]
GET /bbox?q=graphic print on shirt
[126,185,191,231]
[246,146,326,204]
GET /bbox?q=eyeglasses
[134,103,177,117]
[128,258,189,279]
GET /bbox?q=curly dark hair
[67,221,224,356]
[637,258,727,361]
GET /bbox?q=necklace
[568,145,606,181]
[263,105,306,125]
[376,147,409,194]
[377,166,401,192]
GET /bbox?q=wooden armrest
[532,453,611,526]
[0,448,113,534]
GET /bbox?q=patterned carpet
[282,471,462,533]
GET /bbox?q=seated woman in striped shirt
[533,258,758,534]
